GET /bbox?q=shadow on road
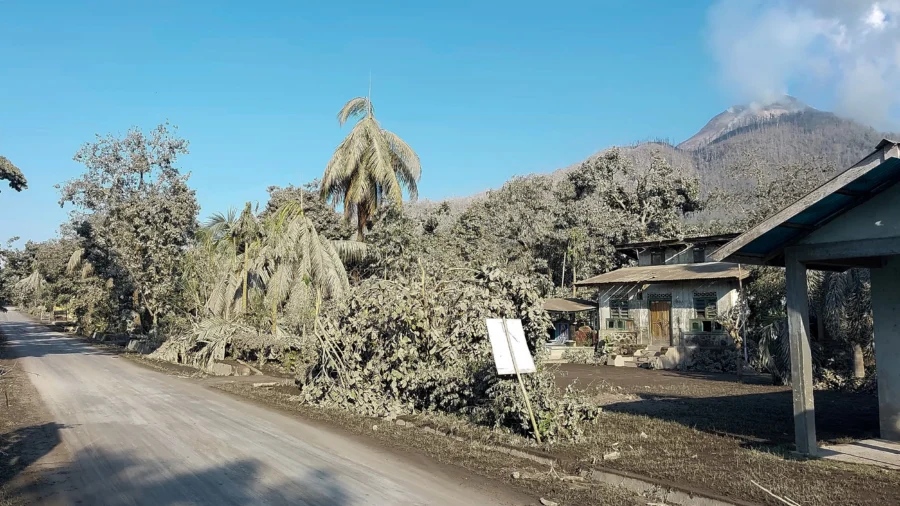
[0,422,64,488]
[0,321,118,358]
[10,445,350,506]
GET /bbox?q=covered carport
[712,139,900,456]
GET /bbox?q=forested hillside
[412,97,897,227]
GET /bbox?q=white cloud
[707,0,900,130]
[864,4,887,30]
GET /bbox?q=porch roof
[711,139,900,267]
[574,262,749,287]
[542,297,596,312]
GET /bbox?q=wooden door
[650,301,671,345]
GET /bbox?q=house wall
[597,279,739,347]
[636,245,719,266]
[799,183,900,245]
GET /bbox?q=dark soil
[552,363,894,506]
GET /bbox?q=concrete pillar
[785,251,817,455]
[872,255,900,440]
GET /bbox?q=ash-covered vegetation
[0,100,883,442]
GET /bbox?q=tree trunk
[816,312,826,343]
[356,206,369,242]
[571,254,577,297]
[271,277,279,335]
[242,250,249,312]
[560,249,567,288]
[851,342,865,379]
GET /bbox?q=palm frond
[361,117,403,204]
[330,240,370,263]
[337,97,372,126]
[15,270,47,294]
[383,129,421,199]
[67,248,85,275]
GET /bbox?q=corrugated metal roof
[574,262,749,286]
[542,297,597,312]
[712,139,900,266]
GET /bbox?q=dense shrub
[298,266,598,441]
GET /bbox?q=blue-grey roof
[712,139,900,266]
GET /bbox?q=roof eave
[711,139,900,264]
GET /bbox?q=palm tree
[258,201,367,334]
[15,270,47,314]
[202,200,367,333]
[820,269,872,379]
[202,204,262,316]
[321,96,421,241]
[201,208,243,319]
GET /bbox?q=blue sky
[1,0,765,242]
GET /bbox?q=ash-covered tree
[0,156,27,194]
[704,152,835,230]
[59,124,199,332]
[451,175,558,291]
[320,97,421,241]
[263,181,351,240]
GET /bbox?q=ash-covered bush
[298,266,598,441]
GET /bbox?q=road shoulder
[0,325,73,506]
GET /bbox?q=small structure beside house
[575,234,748,368]
[542,297,598,362]
[712,138,900,456]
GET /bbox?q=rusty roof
[574,262,750,286]
[542,297,596,312]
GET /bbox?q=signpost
[486,318,542,443]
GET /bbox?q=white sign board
[486,318,536,375]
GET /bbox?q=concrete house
[575,234,749,368]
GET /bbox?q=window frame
[650,249,665,266]
[691,292,722,333]
[690,319,724,333]
[606,318,634,331]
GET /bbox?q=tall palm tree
[321,96,421,241]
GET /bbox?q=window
[693,293,718,318]
[610,298,629,318]
[692,246,706,263]
[606,318,635,331]
[691,292,722,332]
[690,319,723,332]
[650,249,665,265]
[607,299,632,331]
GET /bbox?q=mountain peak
[678,96,814,151]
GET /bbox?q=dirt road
[0,310,534,505]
